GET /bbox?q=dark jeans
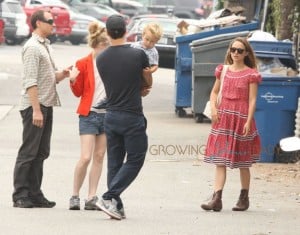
[12,105,53,202]
[102,110,148,209]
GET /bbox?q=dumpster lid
[249,39,293,54]
[261,74,300,81]
[190,31,250,47]
[255,51,294,59]
[175,21,259,43]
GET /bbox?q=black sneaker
[13,198,34,208]
[31,197,56,208]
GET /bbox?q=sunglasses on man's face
[39,18,54,25]
[230,47,245,54]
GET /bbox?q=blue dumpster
[250,40,297,70]
[251,39,300,162]
[255,76,300,162]
[174,21,259,117]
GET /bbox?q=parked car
[69,1,128,23]
[58,7,104,45]
[126,17,180,68]
[0,18,5,44]
[1,0,30,45]
[21,0,72,43]
[76,0,149,18]
[148,0,213,19]
[108,0,148,17]
[127,13,177,32]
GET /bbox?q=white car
[1,0,30,45]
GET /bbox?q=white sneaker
[69,196,80,210]
[96,198,122,220]
[84,196,99,210]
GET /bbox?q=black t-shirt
[96,44,149,114]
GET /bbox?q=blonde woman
[69,22,110,210]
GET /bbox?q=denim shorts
[79,112,105,135]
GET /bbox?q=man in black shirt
[95,14,152,220]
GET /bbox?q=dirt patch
[252,162,300,203]
[252,162,300,184]
[195,156,300,196]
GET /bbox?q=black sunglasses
[39,18,54,25]
[230,47,245,54]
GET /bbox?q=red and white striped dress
[204,64,261,169]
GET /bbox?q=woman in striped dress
[201,37,261,212]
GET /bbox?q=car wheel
[48,35,57,44]
[159,58,175,69]
[5,38,17,45]
[70,39,81,45]
[175,13,193,19]
[15,38,25,45]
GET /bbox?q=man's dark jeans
[102,110,148,209]
[12,105,53,202]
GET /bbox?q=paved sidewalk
[0,69,299,235]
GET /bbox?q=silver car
[59,7,104,45]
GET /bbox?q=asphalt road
[0,43,299,235]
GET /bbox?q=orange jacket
[70,53,96,116]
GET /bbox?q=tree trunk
[276,0,295,40]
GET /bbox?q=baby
[131,22,163,74]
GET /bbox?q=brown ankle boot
[232,189,249,211]
[201,190,222,212]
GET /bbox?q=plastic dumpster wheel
[194,114,204,123]
[175,107,186,118]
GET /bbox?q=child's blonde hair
[143,23,163,41]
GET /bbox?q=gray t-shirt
[131,41,159,66]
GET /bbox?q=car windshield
[151,0,198,7]
[92,5,118,14]
[138,19,178,33]
[2,2,24,13]
[28,0,69,7]
[97,4,119,13]
[70,6,81,13]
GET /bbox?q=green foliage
[215,0,224,10]
[293,1,300,34]
[265,0,300,37]
[272,0,281,28]
[265,0,276,34]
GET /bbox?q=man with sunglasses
[12,10,70,208]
